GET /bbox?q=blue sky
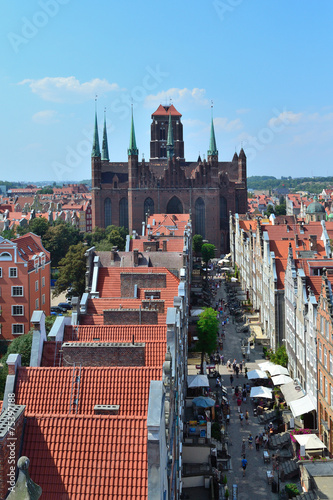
[1,0,333,182]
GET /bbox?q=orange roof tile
[151,104,182,117]
[22,415,148,499]
[64,325,167,342]
[15,366,162,416]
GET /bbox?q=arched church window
[144,198,154,220]
[195,197,205,238]
[166,196,183,214]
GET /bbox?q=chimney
[133,249,139,266]
[309,235,317,252]
[94,404,120,415]
[29,311,47,367]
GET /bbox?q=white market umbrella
[250,386,273,399]
[231,277,238,282]
[257,361,276,371]
[247,369,268,380]
[271,374,293,386]
[267,365,289,376]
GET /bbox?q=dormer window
[0,252,12,261]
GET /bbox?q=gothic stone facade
[91,104,247,253]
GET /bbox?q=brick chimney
[133,249,139,266]
[309,235,317,252]
[94,404,120,415]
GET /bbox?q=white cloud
[32,110,59,124]
[214,117,243,132]
[268,111,302,128]
[236,108,251,115]
[144,87,209,108]
[18,76,121,103]
[182,118,206,128]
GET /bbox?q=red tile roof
[14,232,51,271]
[151,104,182,117]
[22,415,148,499]
[15,366,162,416]
[64,325,167,342]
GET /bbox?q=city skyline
[1,0,332,182]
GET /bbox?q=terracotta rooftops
[15,366,162,416]
[22,415,148,499]
[14,233,51,271]
[151,104,182,117]
[64,324,167,342]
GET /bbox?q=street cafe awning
[280,381,304,404]
[289,394,316,418]
[187,374,210,388]
[294,434,326,450]
[247,369,268,380]
[250,386,272,399]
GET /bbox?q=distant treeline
[247,176,333,194]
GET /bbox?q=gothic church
[91,104,247,253]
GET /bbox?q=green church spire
[101,109,109,161]
[91,103,101,158]
[128,107,138,156]
[166,112,174,159]
[207,106,218,157]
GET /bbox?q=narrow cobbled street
[210,278,281,499]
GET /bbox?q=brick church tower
[91,104,247,254]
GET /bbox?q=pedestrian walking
[230,374,234,385]
[244,367,248,378]
[241,457,248,477]
[255,435,260,451]
[248,433,253,449]
[239,412,244,426]
[235,365,239,378]
[245,410,249,424]
[237,397,242,412]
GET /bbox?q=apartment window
[42,276,45,287]
[324,347,328,369]
[330,353,333,374]
[35,280,38,292]
[9,267,17,278]
[320,373,323,394]
[0,268,2,278]
[326,321,330,340]
[331,385,333,407]
[11,286,23,297]
[325,378,328,401]
[42,294,45,305]
[12,305,24,316]
[12,324,24,335]
[35,298,39,309]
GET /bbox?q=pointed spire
[91,99,101,158]
[207,104,218,157]
[128,106,138,156]
[166,112,174,159]
[101,108,109,161]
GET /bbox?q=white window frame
[35,298,39,309]
[12,305,24,316]
[12,324,24,335]
[11,286,23,297]
[9,267,17,278]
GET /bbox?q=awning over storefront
[247,369,268,380]
[294,434,326,450]
[289,394,316,418]
[280,381,305,404]
[187,375,210,388]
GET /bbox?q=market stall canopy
[280,381,304,404]
[268,365,289,376]
[190,308,205,317]
[258,361,276,372]
[247,369,268,380]
[271,374,293,386]
[294,434,326,450]
[187,374,210,388]
[231,277,238,282]
[250,386,272,399]
[192,396,215,408]
[289,394,316,418]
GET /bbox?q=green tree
[105,225,127,250]
[264,205,275,217]
[0,332,33,398]
[275,203,286,216]
[196,307,219,373]
[268,344,288,367]
[37,187,54,194]
[53,242,86,298]
[2,227,16,240]
[45,315,57,334]
[201,243,216,264]
[193,234,203,255]
[43,221,83,266]
[28,217,51,239]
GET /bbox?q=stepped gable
[22,415,148,500]
[15,366,162,416]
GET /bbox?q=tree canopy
[84,225,127,251]
[193,234,203,255]
[201,243,216,264]
[0,332,33,398]
[267,344,288,367]
[53,242,86,298]
[196,307,219,373]
[42,221,83,267]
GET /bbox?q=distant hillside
[247,176,333,194]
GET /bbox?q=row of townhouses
[230,201,333,454]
